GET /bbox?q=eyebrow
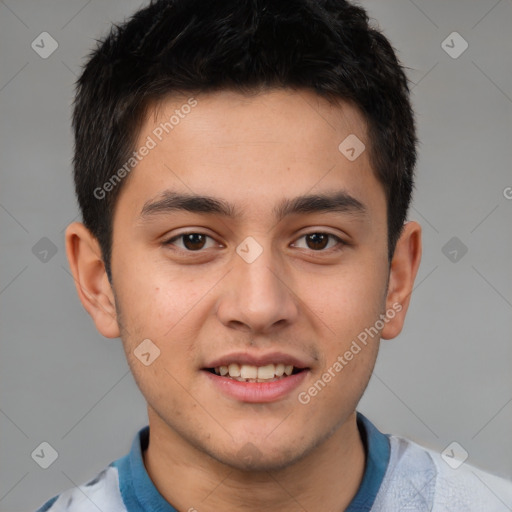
[138,189,367,223]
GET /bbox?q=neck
[143,410,366,512]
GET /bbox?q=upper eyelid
[292,232,344,243]
[290,233,345,250]
[165,231,345,249]
[165,232,221,248]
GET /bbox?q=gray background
[1,0,511,510]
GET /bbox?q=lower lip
[203,369,309,403]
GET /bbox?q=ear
[65,222,120,338]
[381,221,422,340]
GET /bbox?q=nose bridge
[240,252,283,304]
[217,236,299,332]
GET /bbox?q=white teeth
[228,363,241,377]
[257,364,275,380]
[240,364,258,379]
[212,363,301,380]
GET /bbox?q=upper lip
[204,351,311,370]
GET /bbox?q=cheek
[115,254,211,340]
[115,277,204,411]
[306,263,387,342]
[301,275,384,412]
[113,260,225,402]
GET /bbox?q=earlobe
[65,222,120,339]
[381,221,422,340]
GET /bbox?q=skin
[65,89,421,512]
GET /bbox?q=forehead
[147,88,368,159]
[114,88,385,224]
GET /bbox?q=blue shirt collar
[346,412,391,511]
[113,411,390,511]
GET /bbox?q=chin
[205,437,312,473]
[219,449,303,473]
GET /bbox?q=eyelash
[162,232,347,253]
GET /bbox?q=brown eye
[292,232,344,251]
[305,233,329,250]
[163,233,216,251]
[182,233,207,250]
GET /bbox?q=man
[36,0,512,510]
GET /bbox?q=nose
[215,244,299,335]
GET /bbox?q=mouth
[201,354,311,403]
[204,363,306,383]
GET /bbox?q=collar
[113,411,390,511]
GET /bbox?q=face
[107,89,393,470]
